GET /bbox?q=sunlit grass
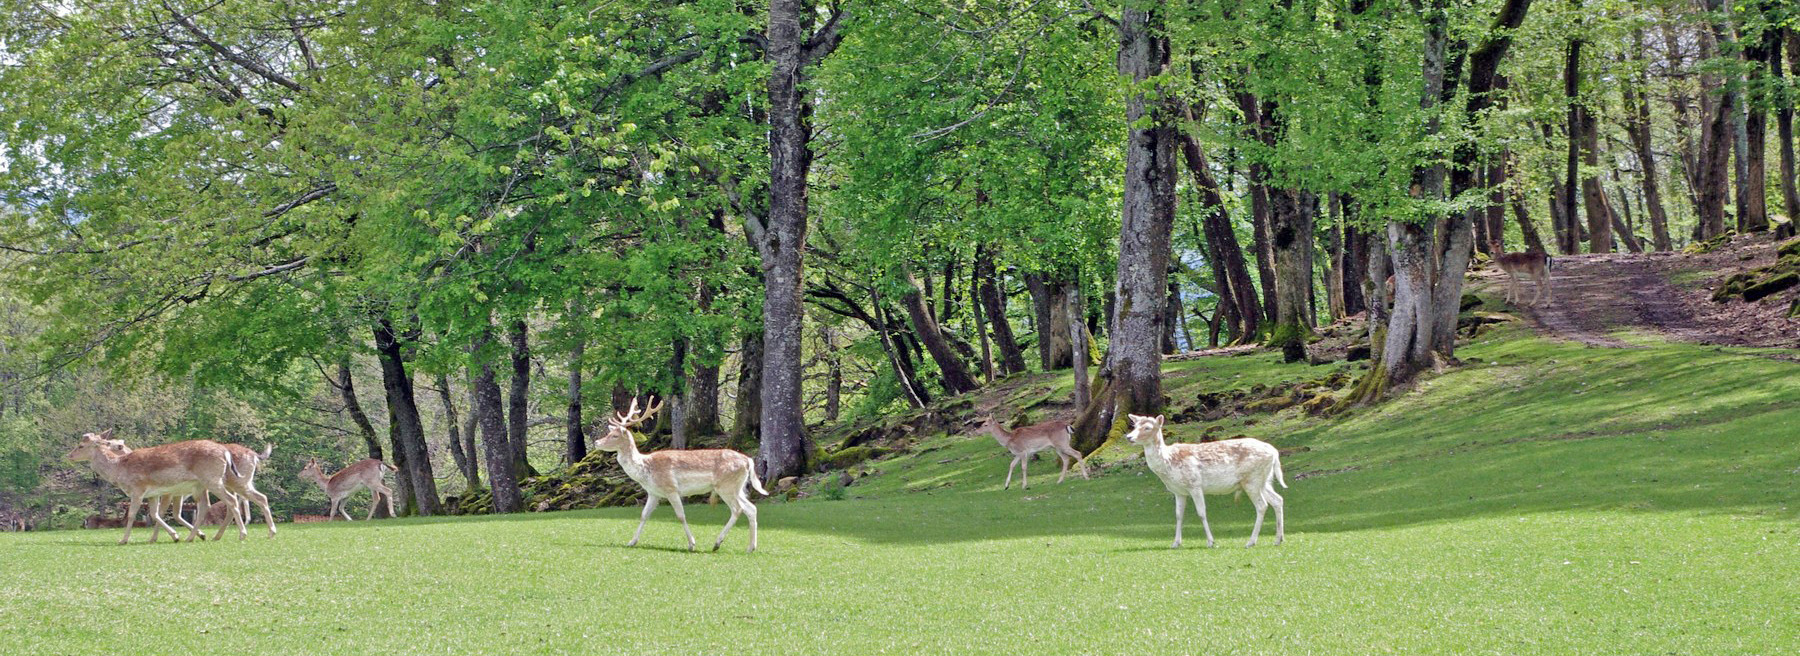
[3,326,1796,654]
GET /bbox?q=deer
[1489,240,1553,307]
[99,437,276,541]
[973,416,1090,490]
[1124,414,1286,549]
[299,457,398,521]
[65,430,247,544]
[593,398,769,553]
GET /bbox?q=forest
[0,0,1795,526]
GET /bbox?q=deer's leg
[1192,490,1215,548]
[168,495,199,542]
[381,484,396,517]
[237,486,275,538]
[627,496,660,547]
[1265,483,1286,546]
[146,496,183,545]
[712,483,744,552]
[666,495,697,552]
[365,489,379,521]
[1062,446,1092,480]
[742,492,759,554]
[1244,485,1267,548]
[119,495,147,544]
[147,496,178,543]
[336,496,355,521]
[1019,454,1030,490]
[1055,450,1070,484]
[1171,494,1185,549]
[1002,456,1019,490]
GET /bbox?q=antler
[610,397,664,429]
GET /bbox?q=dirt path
[1473,235,1800,349]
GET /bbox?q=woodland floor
[1487,232,1800,349]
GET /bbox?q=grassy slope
[3,325,1797,654]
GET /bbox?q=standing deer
[299,457,398,521]
[1489,240,1553,306]
[100,438,276,541]
[1124,414,1286,548]
[974,416,1090,490]
[594,398,769,553]
[66,430,246,544]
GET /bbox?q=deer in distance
[99,437,276,541]
[1124,414,1286,548]
[66,430,247,544]
[974,416,1090,490]
[299,457,399,521]
[1489,240,1553,307]
[593,398,769,553]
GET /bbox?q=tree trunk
[335,359,383,461]
[1269,187,1316,362]
[1025,273,1074,369]
[1580,105,1615,253]
[473,351,519,514]
[970,256,995,381]
[372,319,439,516]
[506,320,536,478]
[1697,0,1734,240]
[1175,124,1262,342]
[668,337,688,449]
[1623,38,1674,251]
[462,378,482,490]
[901,272,979,395]
[758,0,838,484]
[1073,1,1176,453]
[1235,90,1280,324]
[1565,35,1584,253]
[1068,282,1090,409]
[730,331,763,451]
[821,325,841,421]
[974,247,1027,376]
[1326,194,1347,320]
[1741,12,1772,233]
[1778,27,1799,239]
[1342,217,1370,317]
[566,336,587,465]
[437,374,474,501]
[868,288,930,408]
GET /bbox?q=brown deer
[1124,414,1286,548]
[66,430,246,544]
[594,398,769,553]
[100,438,276,541]
[299,457,398,521]
[974,416,1090,490]
[1489,240,1553,307]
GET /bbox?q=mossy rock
[1712,272,1758,302]
[1243,395,1299,414]
[1301,394,1337,417]
[1778,238,1800,259]
[1789,297,1800,318]
[1460,293,1483,312]
[1743,272,1800,302]
[817,445,890,470]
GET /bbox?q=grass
[3,325,1797,654]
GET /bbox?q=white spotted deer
[974,416,1090,490]
[594,398,769,553]
[299,457,398,521]
[66,431,247,544]
[1124,414,1286,548]
[1489,240,1553,307]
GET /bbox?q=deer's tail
[1275,455,1288,489]
[225,452,241,478]
[383,460,398,472]
[259,443,273,460]
[748,471,770,497]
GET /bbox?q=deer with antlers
[1125,414,1286,549]
[66,430,248,544]
[974,416,1090,490]
[594,398,769,553]
[1489,240,1553,307]
[299,457,398,521]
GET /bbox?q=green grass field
[4,325,1797,654]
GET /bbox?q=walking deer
[1124,414,1286,548]
[66,430,246,544]
[101,438,276,541]
[974,416,1090,490]
[1489,240,1553,306]
[299,457,398,521]
[594,398,769,553]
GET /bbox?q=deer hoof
[1170,540,1182,549]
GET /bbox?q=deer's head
[1123,414,1165,447]
[65,429,116,462]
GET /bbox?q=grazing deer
[974,416,1090,490]
[1489,240,1553,307]
[299,457,398,521]
[1124,414,1286,548]
[101,438,276,541]
[66,430,246,544]
[594,398,769,553]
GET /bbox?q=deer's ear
[1155,415,1166,425]
[98,428,114,439]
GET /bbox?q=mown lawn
[3,326,1797,654]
